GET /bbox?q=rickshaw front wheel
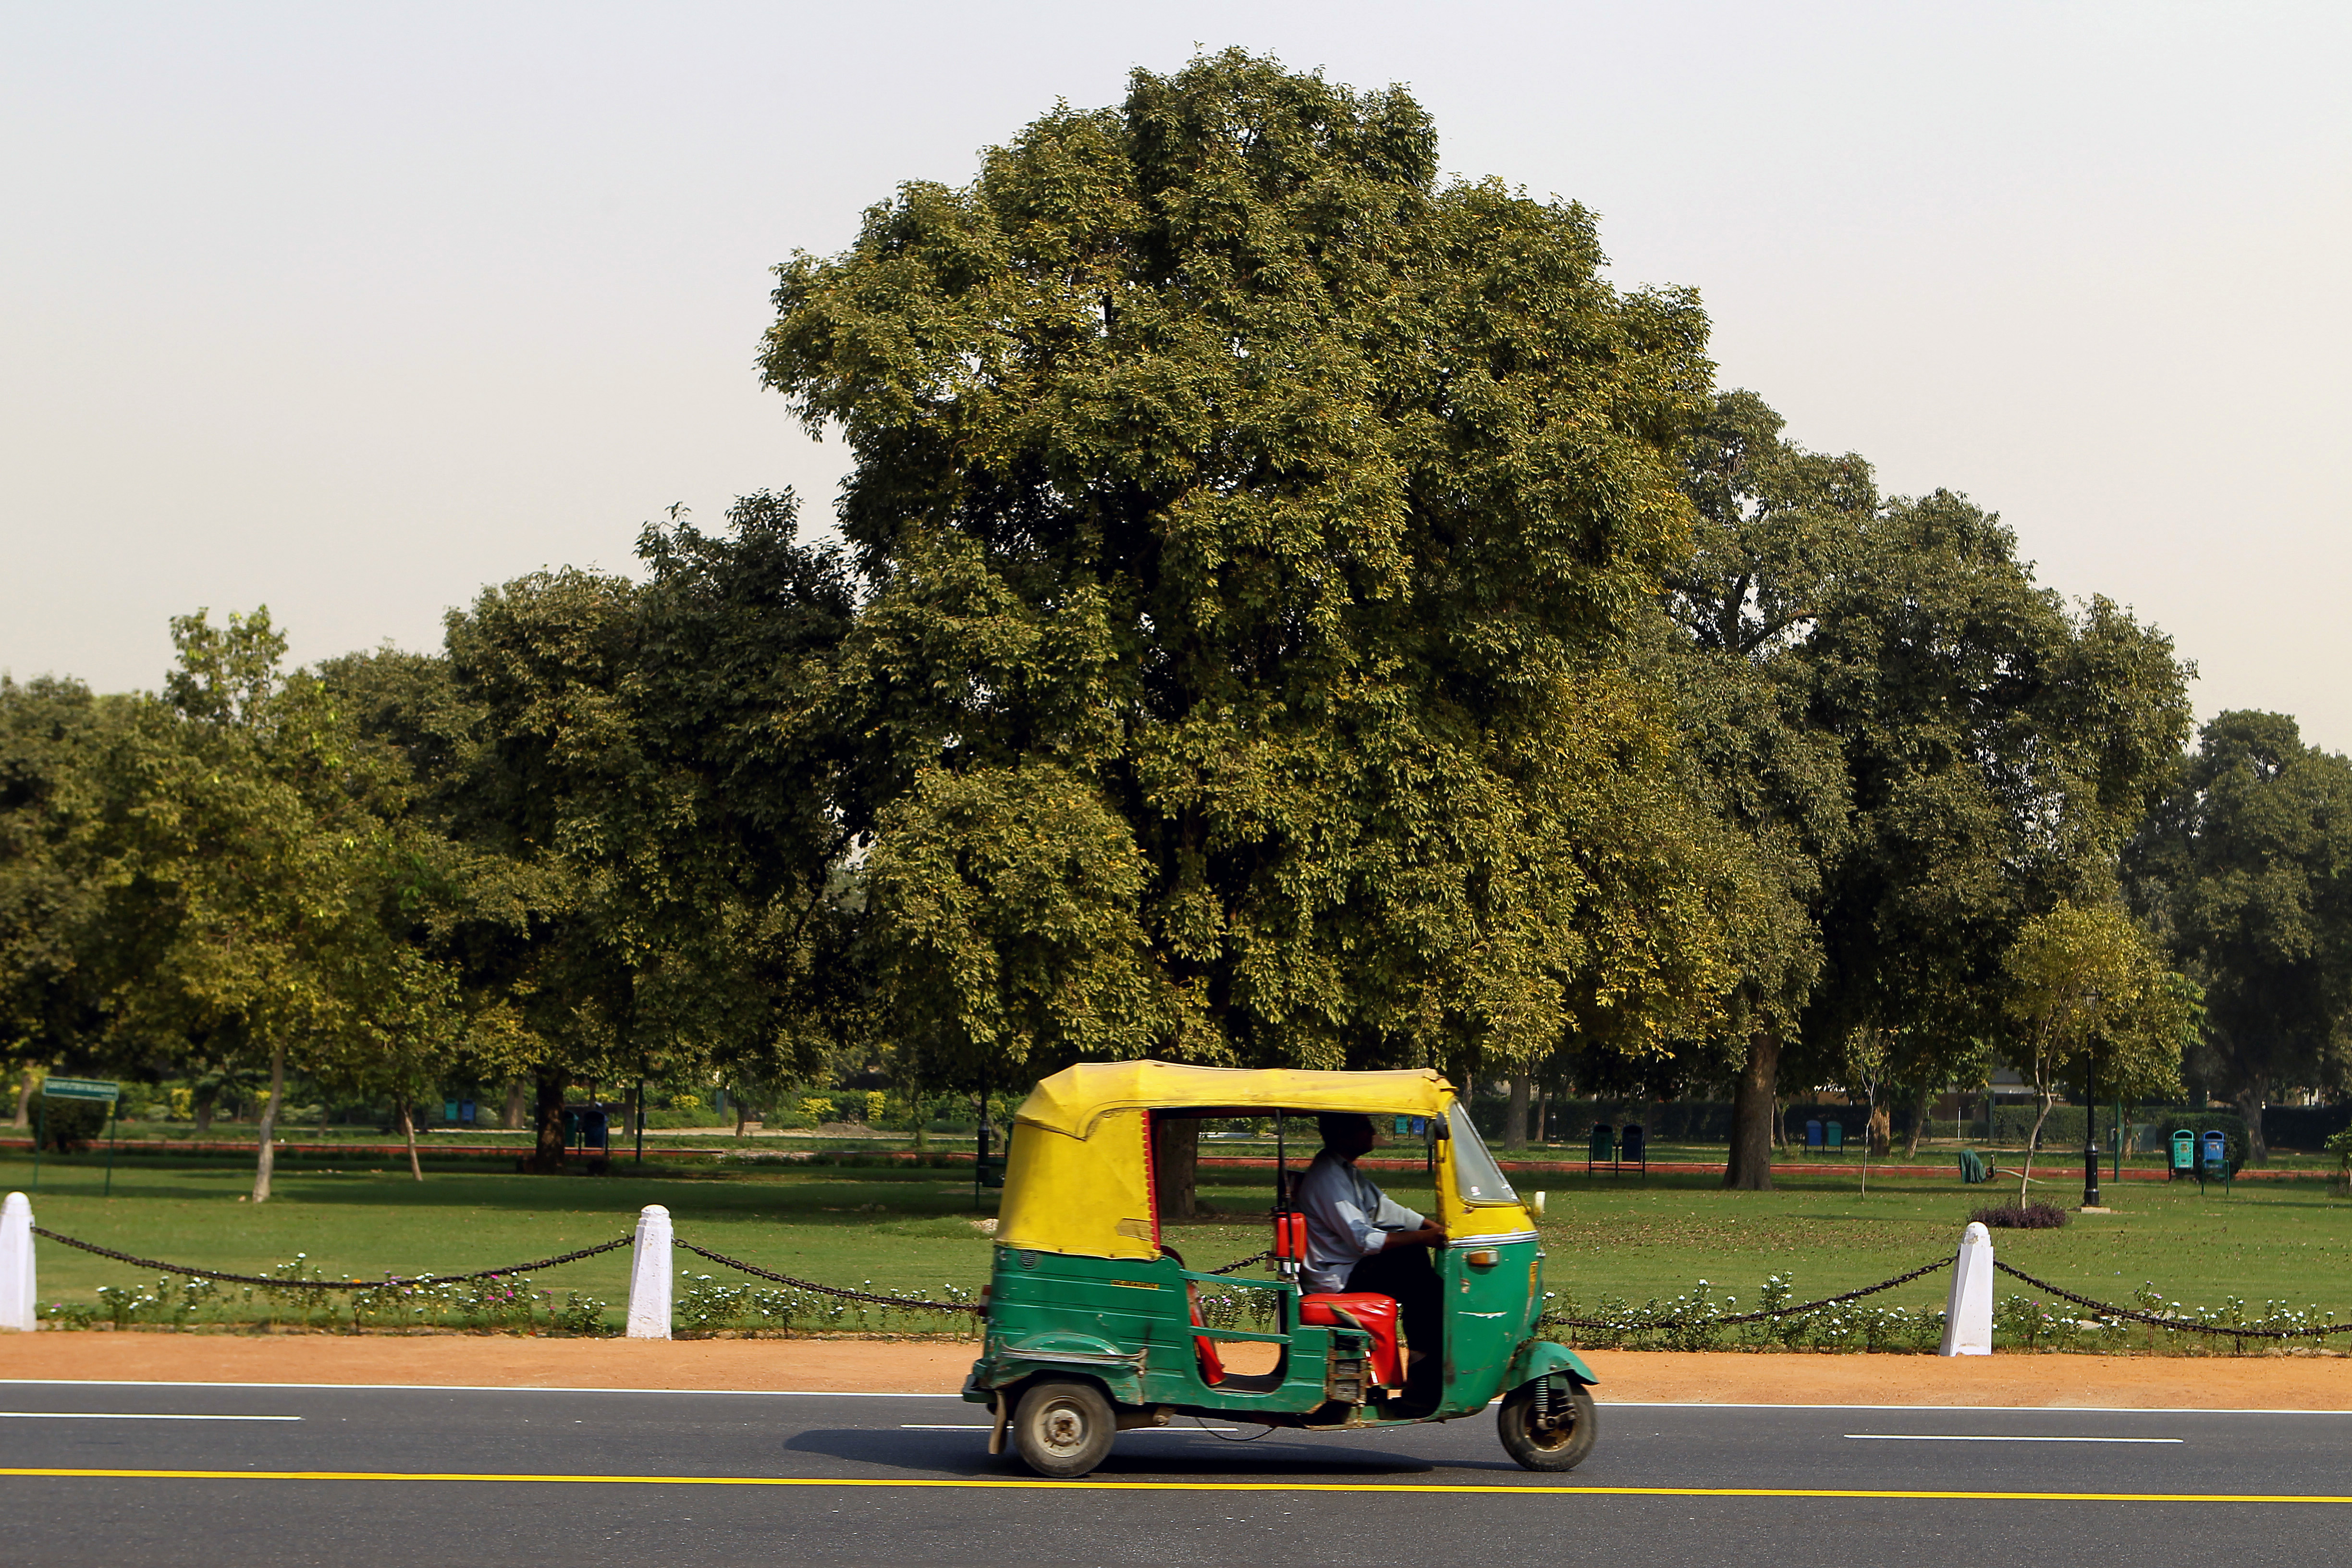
[1497,1381,1597,1471]
[1011,1378,1118,1478]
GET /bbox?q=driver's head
[1317,1113,1377,1159]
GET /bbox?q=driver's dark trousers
[1342,1246,1443,1397]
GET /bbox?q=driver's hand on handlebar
[1420,1223,1448,1248]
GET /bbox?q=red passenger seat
[1298,1292,1402,1388]
[1185,1280,1225,1386]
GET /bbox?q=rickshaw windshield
[1445,1112,1518,1205]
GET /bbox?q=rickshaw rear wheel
[1497,1381,1597,1471]
[1010,1378,1118,1478]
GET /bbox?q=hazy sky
[6,2,2348,746]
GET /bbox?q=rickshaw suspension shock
[1540,1377,1575,1432]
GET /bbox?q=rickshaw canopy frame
[1012,1063,1455,1140]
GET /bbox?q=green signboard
[41,1077,119,1103]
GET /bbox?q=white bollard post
[1938,1220,1994,1356]
[625,1203,673,1340]
[0,1193,36,1332]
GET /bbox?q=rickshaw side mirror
[1429,1113,1450,1140]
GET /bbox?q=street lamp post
[2082,1050,2101,1210]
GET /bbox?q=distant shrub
[1972,1201,2069,1229]
[35,1097,110,1152]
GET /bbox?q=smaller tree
[1842,1025,1890,1195]
[118,609,399,1201]
[2002,905,2190,1202]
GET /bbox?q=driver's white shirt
[1296,1149,1424,1292]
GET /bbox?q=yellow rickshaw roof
[1012,1062,1455,1139]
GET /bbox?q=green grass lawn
[1175,1165,2352,1320]
[7,1153,1009,1325]
[9,1148,2347,1335]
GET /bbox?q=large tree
[1800,492,2191,1153]
[105,610,400,1200]
[631,491,869,1107]
[2124,711,2352,1161]
[325,504,867,1171]
[762,51,1728,1140]
[1664,395,2193,1185]
[1663,391,1868,1188]
[0,677,127,1096]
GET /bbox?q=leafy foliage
[766,49,1725,1090]
[2126,711,2352,1160]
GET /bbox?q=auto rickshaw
[962,1062,1598,1477]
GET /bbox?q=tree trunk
[1151,1115,1200,1222]
[1867,1100,1892,1156]
[1902,1083,1933,1158]
[523,1066,568,1174]
[252,1040,287,1203]
[734,1099,751,1138]
[194,1089,216,1135]
[1534,1088,1550,1147]
[502,1080,528,1130]
[1724,1029,1779,1190]
[10,1068,34,1128]
[2234,1080,2269,1166]
[2021,1090,2054,1205]
[398,1097,423,1182]
[1504,1075,1531,1152]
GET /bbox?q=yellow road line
[0,1469,2346,1503]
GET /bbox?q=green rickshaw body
[960,1063,1594,1436]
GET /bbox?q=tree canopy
[7,50,2331,1190]
[766,49,1727,1092]
[2126,710,2352,1159]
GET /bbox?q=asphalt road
[2,1379,2344,1566]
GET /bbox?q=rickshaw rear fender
[1505,1338,1598,1389]
[966,1334,1147,1407]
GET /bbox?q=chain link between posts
[28,1225,632,1289]
[1538,1256,1955,1331]
[34,1221,2351,1342]
[1992,1259,2352,1341]
[671,1237,981,1314]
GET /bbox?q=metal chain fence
[29,1225,632,1289]
[31,1221,2352,1344]
[1540,1256,1954,1331]
[1992,1259,2352,1341]
[672,1237,980,1314]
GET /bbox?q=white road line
[1,1384,2345,1417]
[1614,1401,2348,1415]
[1844,1433,2182,1444]
[0,1412,301,1422]
[0,1381,949,1398]
[897,1423,1249,1433]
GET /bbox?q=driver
[1297,1113,1446,1398]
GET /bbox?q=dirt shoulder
[5,1333,2347,1408]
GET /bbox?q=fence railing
[5,1195,2348,1350]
